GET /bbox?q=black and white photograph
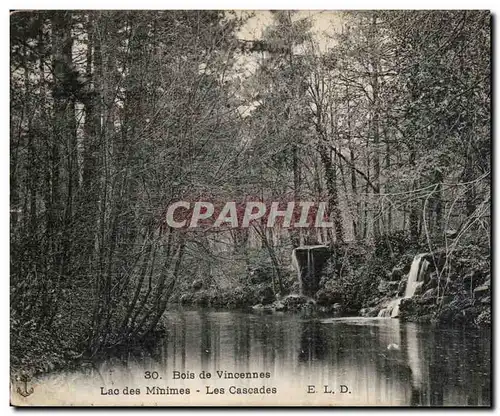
[9,9,491,406]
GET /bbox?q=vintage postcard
[10,10,491,407]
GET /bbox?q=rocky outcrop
[252,294,313,314]
[251,293,346,316]
[398,268,491,328]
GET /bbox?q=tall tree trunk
[408,150,419,244]
[346,84,360,240]
[370,15,382,239]
[317,142,344,243]
[51,11,76,281]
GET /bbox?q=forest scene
[10,9,490,384]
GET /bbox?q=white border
[1,2,497,415]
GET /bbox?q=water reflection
[22,311,490,406]
[298,321,327,362]
[150,311,490,406]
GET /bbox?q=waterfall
[291,250,300,279]
[291,249,305,294]
[404,253,429,298]
[307,249,312,287]
[291,245,329,297]
[377,254,430,318]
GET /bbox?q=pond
[20,310,491,406]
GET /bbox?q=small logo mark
[17,374,34,398]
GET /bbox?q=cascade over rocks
[376,253,430,318]
[241,243,490,328]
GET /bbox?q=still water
[21,310,491,406]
